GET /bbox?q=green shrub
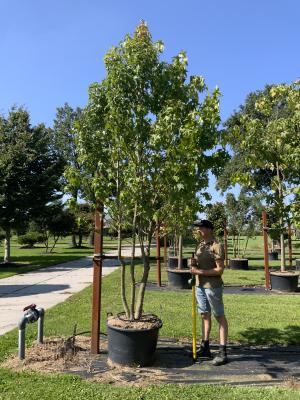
[17,232,44,248]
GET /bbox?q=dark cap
[193,219,214,230]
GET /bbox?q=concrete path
[0,246,138,335]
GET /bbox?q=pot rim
[270,271,300,277]
[106,315,163,333]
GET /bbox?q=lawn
[0,253,299,399]
[1,266,299,364]
[0,235,119,279]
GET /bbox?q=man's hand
[190,267,204,275]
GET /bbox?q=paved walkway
[0,247,138,335]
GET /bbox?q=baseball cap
[193,219,214,230]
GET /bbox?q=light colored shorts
[196,286,225,317]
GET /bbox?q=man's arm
[191,259,224,276]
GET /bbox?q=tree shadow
[239,326,300,345]
[0,284,70,298]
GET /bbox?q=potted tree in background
[76,22,224,366]
[221,82,300,291]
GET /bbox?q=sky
[1,0,299,202]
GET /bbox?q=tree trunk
[276,162,286,272]
[78,232,83,248]
[135,222,153,320]
[178,234,183,269]
[118,226,130,318]
[129,204,137,320]
[4,227,11,263]
[71,233,77,248]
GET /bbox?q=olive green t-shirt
[195,239,224,288]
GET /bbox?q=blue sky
[1,0,299,202]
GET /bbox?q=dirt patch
[107,314,162,330]
[2,336,96,373]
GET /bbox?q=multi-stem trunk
[4,226,11,263]
[118,225,130,318]
[276,162,286,272]
[129,204,137,320]
[134,222,153,320]
[242,236,249,259]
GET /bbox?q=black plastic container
[270,272,299,292]
[268,251,279,261]
[167,269,192,289]
[229,258,249,270]
[296,259,300,271]
[168,256,188,270]
[106,316,162,367]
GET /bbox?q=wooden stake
[91,202,104,354]
[262,211,270,290]
[224,220,228,268]
[288,223,293,268]
[156,222,161,287]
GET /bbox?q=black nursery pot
[167,268,192,289]
[168,256,188,270]
[295,259,300,271]
[229,258,249,270]
[270,272,299,292]
[268,251,279,261]
[106,317,162,367]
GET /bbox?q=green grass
[0,235,120,279]
[1,267,299,365]
[0,249,299,398]
[0,369,299,400]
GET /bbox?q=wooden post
[91,202,104,354]
[224,220,228,268]
[156,223,161,287]
[262,211,270,290]
[164,233,167,269]
[288,223,293,268]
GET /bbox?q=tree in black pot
[76,22,224,366]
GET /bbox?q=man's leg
[216,314,228,345]
[201,312,212,340]
[206,287,228,365]
[196,287,212,358]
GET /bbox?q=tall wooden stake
[156,222,161,287]
[288,223,293,268]
[91,202,104,354]
[164,233,167,268]
[262,211,270,290]
[224,220,228,268]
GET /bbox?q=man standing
[190,219,228,365]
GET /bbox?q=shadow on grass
[239,325,300,345]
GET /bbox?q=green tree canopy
[0,107,64,262]
[76,22,225,320]
[219,81,300,270]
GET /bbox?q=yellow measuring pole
[191,276,197,361]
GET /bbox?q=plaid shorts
[196,286,225,317]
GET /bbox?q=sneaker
[212,351,228,366]
[197,346,212,359]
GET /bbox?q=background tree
[0,107,64,263]
[77,22,224,321]
[224,190,262,258]
[205,202,226,239]
[53,103,84,247]
[31,202,74,252]
[220,81,300,270]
